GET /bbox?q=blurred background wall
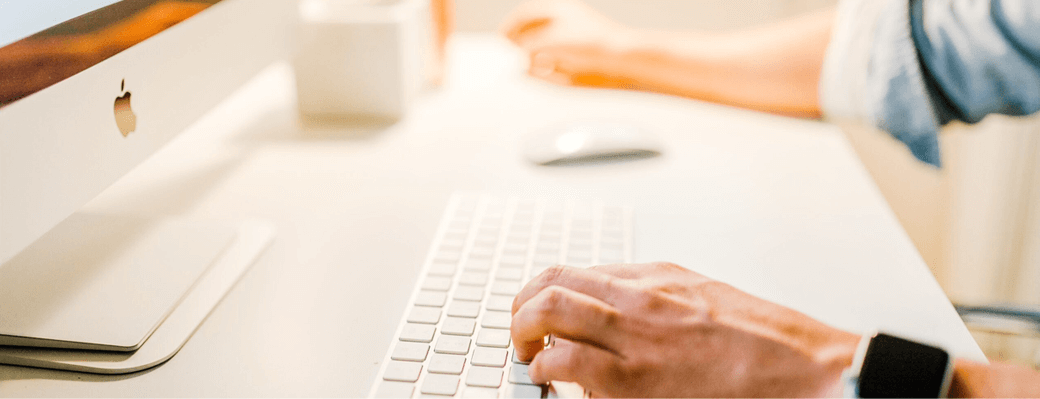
[455,0,837,31]
[454,0,1040,362]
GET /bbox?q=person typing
[504,0,1040,397]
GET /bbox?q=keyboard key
[535,239,560,250]
[505,383,544,398]
[429,353,466,374]
[600,233,621,242]
[499,255,527,266]
[502,243,527,254]
[470,247,495,259]
[568,239,593,251]
[462,386,500,398]
[391,342,429,362]
[533,253,558,264]
[447,301,481,318]
[481,311,511,329]
[598,248,624,264]
[464,258,493,271]
[441,317,476,336]
[471,347,508,367]
[422,276,453,291]
[530,266,549,277]
[458,272,489,286]
[472,245,497,256]
[435,336,471,355]
[476,329,511,348]
[441,237,467,250]
[474,236,497,247]
[415,291,448,307]
[494,268,523,281]
[567,248,593,259]
[490,281,520,296]
[407,307,441,324]
[375,381,415,398]
[383,361,422,382]
[512,351,530,365]
[567,259,592,268]
[485,295,513,312]
[400,323,436,343]
[421,374,460,396]
[532,261,556,271]
[454,286,485,302]
[570,221,593,232]
[429,262,457,276]
[435,251,462,263]
[508,364,536,385]
[466,366,504,388]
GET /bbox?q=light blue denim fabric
[869,0,1040,167]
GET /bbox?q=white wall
[455,0,836,32]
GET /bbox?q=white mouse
[523,122,663,166]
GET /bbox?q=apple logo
[113,79,136,137]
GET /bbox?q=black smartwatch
[842,332,954,398]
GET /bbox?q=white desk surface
[0,35,982,397]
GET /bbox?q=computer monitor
[0,0,294,265]
[0,0,292,358]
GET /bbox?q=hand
[510,263,860,398]
[500,0,640,88]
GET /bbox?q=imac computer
[0,0,293,373]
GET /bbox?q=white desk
[0,35,983,397]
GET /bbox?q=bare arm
[501,0,833,117]
[950,358,1040,398]
[511,263,1040,397]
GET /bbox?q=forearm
[949,359,1040,398]
[609,8,835,118]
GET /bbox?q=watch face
[859,334,950,398]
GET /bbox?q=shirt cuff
[819,0,943,167]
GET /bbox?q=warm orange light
[0,1,215,107]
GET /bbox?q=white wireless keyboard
[369,193,633,398]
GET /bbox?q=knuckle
[598,306,621,329]
[620,355,656,381]
[511,295,521,314]
[538,286,568,316]
[641,289,672,311]
[540,265,569,284]
[652,261,684,272]
[600,273,620,294]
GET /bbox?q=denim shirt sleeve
[820,0,1040,167]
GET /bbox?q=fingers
[587,263,645,278]
[591,261,699,279]
[528,338,623,394]
[511,285,623,361]
[528,52,560,80]
[512,265,627,316]
[500,0,556,44]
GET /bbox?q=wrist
[813,330,859,397]
[604,29,738,100]
[596,26,649,83]
[947,359,982,398]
